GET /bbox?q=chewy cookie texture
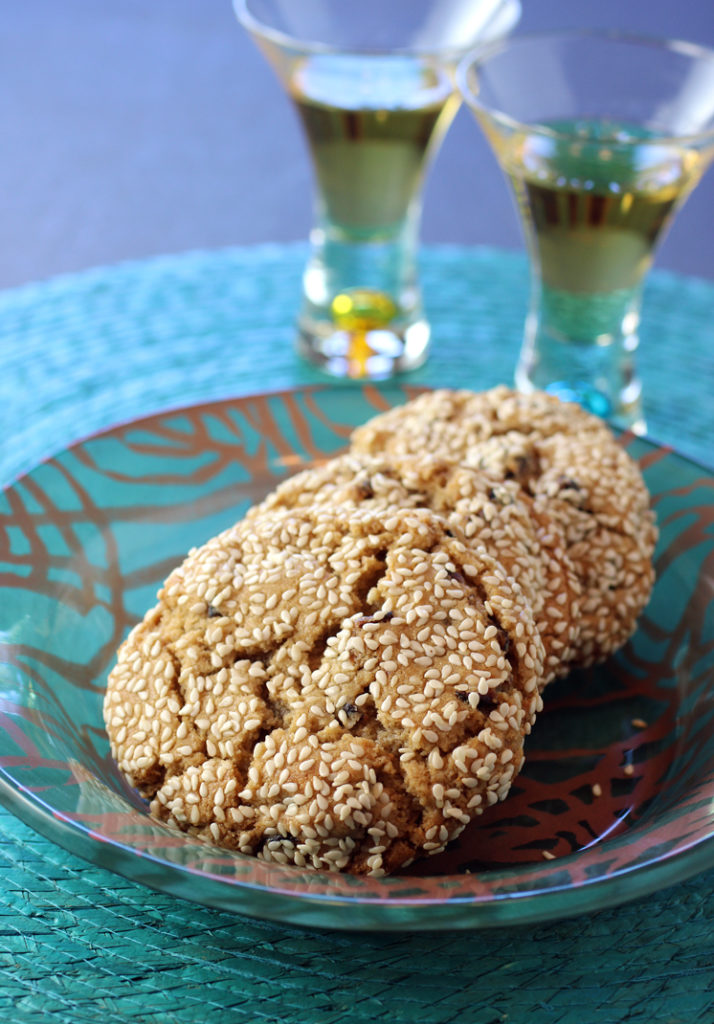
[104,387,657,876]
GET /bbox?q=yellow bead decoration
[331,289,397,331]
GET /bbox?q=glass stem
[515,275,646,432]
[301,204,422,326]
[297,202,430,378]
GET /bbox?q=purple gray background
[2,0,713,290]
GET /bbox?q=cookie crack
[304,626,336,672]
[443,573,522,702]
[336,693,389,743]
[487,610,521,694]
[351,550,388,610]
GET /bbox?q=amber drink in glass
[458,31,714,430]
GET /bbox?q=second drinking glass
[457,31,714,431]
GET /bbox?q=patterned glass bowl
[1,385,713,931]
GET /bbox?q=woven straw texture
[1,244,713,1023]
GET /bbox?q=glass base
[515,367,646,435]
[516,311,647,434]
[297,316,430,380]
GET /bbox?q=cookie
[249,451,580,684]
[104,504,544,875]
[350,385,611,463]
[350,387,656,668]
[530,432,657,665]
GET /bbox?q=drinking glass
[457,31,714,431]
[234,0,521,379]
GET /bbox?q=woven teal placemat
[2,243,712,486]
[1,244,714,1023]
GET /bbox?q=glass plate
[1,384,713,931]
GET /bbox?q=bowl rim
[1,382,713,931]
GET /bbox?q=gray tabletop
[1,0,713,292]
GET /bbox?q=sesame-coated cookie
[249,452,580,684]
[350,387,656,668]
[350,386,611,464]
[530,432,657,665]
[104,505,544,875]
